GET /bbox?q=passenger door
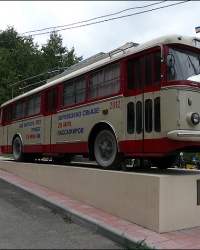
[143,51,161,154]
[126,49,161,155]
[125,56,143,154]
[43,88,58,152]
[2,105,13,153]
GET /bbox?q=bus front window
[167,47,200,83]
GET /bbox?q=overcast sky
[0,1,199,60]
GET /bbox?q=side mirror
[170,67,175,77]
[166,53,175,68]
[166,53,176,80]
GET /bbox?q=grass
[0,153,13,158]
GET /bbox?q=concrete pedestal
[0,159,200,233]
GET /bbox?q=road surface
[0,183,122,249]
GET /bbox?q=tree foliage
[41,31,82,71]
[0,27,83,105]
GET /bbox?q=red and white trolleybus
[0,34,200,170]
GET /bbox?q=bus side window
[26,93,41,116]
[126,60,134,90]
[136,58,142,89]
[14,100,26,120]
[74,77,86,103]
[145,54,152,87]
[4,105,13,124]
[127,102,134,134]
[88,63,120,100]
[63,81,75,106]
[62,76,86,106]
[45,88,58,112]
[145,99,152,133]
[154,97,161,132]
[154,51,161,84]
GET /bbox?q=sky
[0,1,200,60]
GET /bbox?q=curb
[0,176,156,249]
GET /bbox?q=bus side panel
[23,116,44,153]
[0,125,11,154]
[161,89,180,136]
[43,115,52,153]
[7,116,44,154]
[160,88,200,153]
[55,96,124,154]
[2,126,8,153]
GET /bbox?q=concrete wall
[1,160,200,233]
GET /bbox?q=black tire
[64,154,73,163]
[94,130,122,170]
[52,157,64,163]
[12,136,24,162]
[149,155,178,169]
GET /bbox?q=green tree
[41,30,82,72]
[0,27,83,105]
[0,26,45,102]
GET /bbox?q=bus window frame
[62,75,86,108]
[44,87,59,116]
[2,104,13,125]
[13,98,26,121]
[125,47,162,96]
[26,92,42,118]
[88,62,121,100]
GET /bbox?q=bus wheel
[94,130,122,170]
[52,157,64,163]
[64,154,73,163]
[13,136,24,162]
[149,155,178,169]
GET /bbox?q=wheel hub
[99,138,113,160]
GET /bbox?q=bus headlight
[191,113,200,125]
[186,112,200,126]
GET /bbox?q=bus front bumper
[167,130,200,141]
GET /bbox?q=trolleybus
[0,34,200,170]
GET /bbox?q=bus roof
[1,33,200,108]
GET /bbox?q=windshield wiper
[187,55,198,75]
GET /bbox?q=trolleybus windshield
[167,47,200,82]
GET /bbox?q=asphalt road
[0,183,122,249]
